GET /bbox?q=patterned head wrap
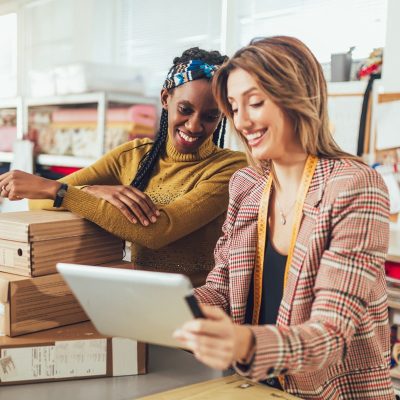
[163,59,219,90]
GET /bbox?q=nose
[234,107,252,134]
[185,114,202,133]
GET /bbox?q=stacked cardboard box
[0,210,124,276]
[0,210,146,384]
[0,321,146,385]
[0,260,132,337]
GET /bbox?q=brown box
[0,321,147,385]
[138,375,300,400]
[0,211,124,276]
[0,260,134,337]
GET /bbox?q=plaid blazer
[195,158,395,399]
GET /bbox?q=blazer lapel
[278,158,334,325]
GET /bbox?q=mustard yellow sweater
[31,137,246,285]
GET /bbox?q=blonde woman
[174,36,394,399]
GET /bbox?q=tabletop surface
[0,344,224,400]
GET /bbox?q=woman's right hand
[82,185,160,226]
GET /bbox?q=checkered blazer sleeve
[239,167,390,381]
[195,169,254,311]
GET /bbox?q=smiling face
[161,79,221,154]
[227,68,303,163]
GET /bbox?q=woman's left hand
[173,304,254,370]
[0,170,60,200]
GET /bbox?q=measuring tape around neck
[252,155,318,325]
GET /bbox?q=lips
[245,129,268,147]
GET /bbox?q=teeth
[246,131,265,141]
[178,130,199,142]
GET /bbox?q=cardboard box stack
[0,210,124,276]
[0,321,146,385]
[0,210,146,384]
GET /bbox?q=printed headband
[163,59,219,90]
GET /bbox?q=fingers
[0,182,22,200]
[91,185,159,226]
[132,188,160,217]
[0,175,12,198]
[173,329,234,370]
[200,305,229,321]
[194,348,233,370]
[122,194,153,225]
[174,329,233,352]
[122,188,159,225]
[0,185,9,198]
[106,195,139,224]
[110,192,152,225]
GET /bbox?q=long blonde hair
[213,36,358,170]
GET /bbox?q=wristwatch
[53,183,68,208]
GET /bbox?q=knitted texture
[30,137,246,286]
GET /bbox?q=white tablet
[57,263,203,348]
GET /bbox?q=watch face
[58,188,67,197]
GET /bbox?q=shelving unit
[25,91,158,169]
[0,96,23,164]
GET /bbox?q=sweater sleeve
[51,152,246,249]
[29,140,149,211]
[235,168,390,381]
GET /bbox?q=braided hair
[131,47,228,191]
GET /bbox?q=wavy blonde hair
[213,36,358,170]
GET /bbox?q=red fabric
[49,166,81,176]
[386,261,400,279]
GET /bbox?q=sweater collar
[165,135,216,162]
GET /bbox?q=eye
[231,108,238,115]
[249,101,264,108]
[204,113,221,123]
[178,106,192,115]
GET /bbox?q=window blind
[238,0,387,63]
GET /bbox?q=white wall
[382,0,400,92]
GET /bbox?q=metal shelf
[36,154,96,168]
[0,97,24,141]
[0,98,20,109]
[1,92,158,170]
[25,92,157,107]
[0,152,14,163]
[27,91,158,167]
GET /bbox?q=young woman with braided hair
[0,47,247,286]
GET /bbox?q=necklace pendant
[279,212,286,225]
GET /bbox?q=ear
[160,89,170,110]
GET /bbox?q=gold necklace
[275,193,296,225]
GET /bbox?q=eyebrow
[228,87,259,101]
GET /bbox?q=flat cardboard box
[0,211,124,276]
[0,321,147,385]
[0,260,134,337]
[137,375,300,400]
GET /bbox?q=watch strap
[53,183,68,208]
